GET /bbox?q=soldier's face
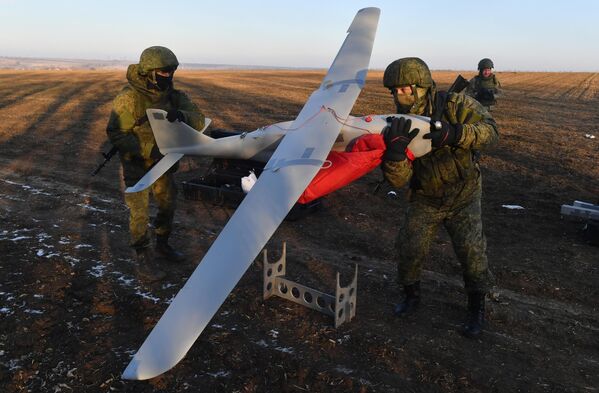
[394,85,413,96]
[482,68,493,78]
[156,69,174,78]
[392,85,417,114]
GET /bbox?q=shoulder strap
[134,114,149,127]
[431,91,448,124]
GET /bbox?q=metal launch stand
[262,243,357,328]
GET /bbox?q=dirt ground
[0,69,598,393]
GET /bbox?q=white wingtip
[122,356,166,380]
[125,182,149,194]
[121,359,140,380]
[124,153,184,194]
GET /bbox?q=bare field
[0,70,598,392]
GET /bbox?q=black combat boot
[394,281,421,316]
[135,247,166,282]
[155,235,186,262]
[462,291,486,338]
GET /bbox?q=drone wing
[124,118,211,193]
[122,7,380,380]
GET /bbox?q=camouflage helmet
[139,46,179,75]
[478,58,494,71]
[383,57,433,89]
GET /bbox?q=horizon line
[1,55,598,73]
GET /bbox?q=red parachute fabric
[298,134,386,204]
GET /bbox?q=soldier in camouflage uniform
[465,58,501,110]
[381,57,498,337]
[106,46,205,281]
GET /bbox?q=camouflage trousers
[396,182,491,294]
[124,172,177,249]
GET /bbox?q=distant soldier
[381,57,498,337]
[466,58,501,110]
[106,46,205,281]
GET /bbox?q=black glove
[383,116,420,161]
[166,110,185,122]
[424,121,463,148]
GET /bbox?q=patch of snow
[77,203,108,213]
[274,346,294,354]
[0,193,24,202]
[75,244,93,249]
[359,378,373,386]
[37,233,52,242]
[584,133,596,139]
[164,295,175,305]
[206,370,231,378]
[502,204,525,210]
[24,309,44,315]
[334,366,353,375]
[134,289,160,303]
[10,236,32,242]
[63,256,80,267]
[337,334,351,344]
[37,249,45,257]
[254,339,269,348]
[114,274,135,287]
[1,179,19,185]
[2,179,52,196]
[89,264,106,278]
[13,228,33,233]
[6,358,21,371]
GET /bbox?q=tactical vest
[409,92,481,200]
[127,88,180,159]
[474,75,498,106]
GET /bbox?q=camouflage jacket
[465,74,501,106]
[106,64,205,163]
[382,92,498,206]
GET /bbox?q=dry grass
[0,69,598,393]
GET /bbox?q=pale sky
[1,0,598,71]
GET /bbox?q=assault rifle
[91,145,118,176]
[448,74,469,94]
